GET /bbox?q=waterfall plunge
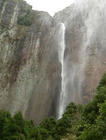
[58,23,66,119]
[56,0,106,119]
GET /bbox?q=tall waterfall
[55,0,106,119]
[58,23,66,119]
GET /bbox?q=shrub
[17,10,33,26]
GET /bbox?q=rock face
[0,0,106,123]
[54,0,106,112]
[0,0,61,123]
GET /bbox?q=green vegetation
[0,73,106,140]
[17,10,33,26]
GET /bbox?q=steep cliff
[0,0,61,123]
[54,0,106,113]
[0,0,106,123]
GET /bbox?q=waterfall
[57,0,105,119]
[58,23,66,119]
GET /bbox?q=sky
[25,0,75,16]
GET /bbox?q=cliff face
[0,0,106,123]
[0,0,61,123]
[54,0,106,110]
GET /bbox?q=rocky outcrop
[0,0,61,123]
[54,0,106,110]
[0,0,106,123]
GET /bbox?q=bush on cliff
[17,10,33,26]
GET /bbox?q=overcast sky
[25,0,75,16]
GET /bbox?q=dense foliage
[17,10,33,26]
[0,73,106,140]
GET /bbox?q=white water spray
[57,0,106,119]
[58,23,66,119]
